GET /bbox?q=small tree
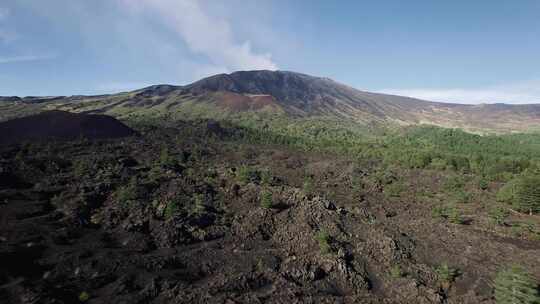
[489,206,510,226]
[315,230,332,254]
[303,175,314,196]
[260,190,273,209]
[494,266,539,304]
[261,169,272,186]
[515,176,540,214]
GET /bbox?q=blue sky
[1,0,539,104]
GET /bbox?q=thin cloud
[0,54,56,64]
[119,0,277,72]
[379,80,540,104]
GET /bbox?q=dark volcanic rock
[0,110,137,144]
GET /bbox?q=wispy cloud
[379,80,540,104]
[119,0,277,73]
[0,54,56,64]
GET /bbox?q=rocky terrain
[0,119,538,303]
[0,111,136,145]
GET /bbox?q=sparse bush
[478,177,489,190]
[384,181,406,198]
[497,178,519,203]
[73,158,92,178]
[315,230,332,254]
[489,206,509,226]
[159,146,178,168]
[443,175,466,192]
[448,207,465,224]
[390,265,404,278]
[436,263,458,283]
[431,205,448,219]
[494,265,539,304]
[115,177,138,203]
[164,199,180,219]
[261,169,272,186]
[432,204,463,224]
[514,175,540,214]
[192,194,206,214]
[303,175,315,196]
[451,190,471,204]
[260,190,273,209]
[237,165,259,184]
[78,291,90,302]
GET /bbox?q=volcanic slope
[2,70,540,133]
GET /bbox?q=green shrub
[115,177,138,203]
[303,175,315,196]
[390,265,404,278]
[432,204,463,224]
[261,169,272,186]
[237,165,259,184]
[494,266,539,304]
[478,178,489,190]
[260,190,273,209]
[489,206,509,226]
[159,146,178,168]
[448,207,465,224]
[384,181,406,198]
[431,205,448,219]
[430,158,448,170]
[514,175,540,214]
[443,175,466,192]
[192,194,206,214]
[315,230,332,254]
[451,190,472,204]
[73,158,92,178]
[164,199,180,219]
[436,263,458,283]
[496,179,518,203]
[78,291,90,302]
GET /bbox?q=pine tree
[494,266,539,304]
[515,176,540,214]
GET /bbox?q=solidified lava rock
[0,110,136,145]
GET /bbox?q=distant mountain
[0,110,137,144]
[2,70,540,133]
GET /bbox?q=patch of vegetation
[383,181,406,199]
[489,206,510,226]
[432,204,464,224]
[514,175,540,214]
[159,146,178,168]
[260,189,273,209]
[164,199,180,219]
[494,266,539,304]
[260,169,272,186]
[450,190,472,204]
[390,265,404,278]
[303,175,315,196]
[192,193,206,214]
[315,230,332,254]
[435,263,459,283]
[237,165,260,184]
[114,177,139,203]
[78,291,90,302]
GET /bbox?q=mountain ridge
[2,70,540,134]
